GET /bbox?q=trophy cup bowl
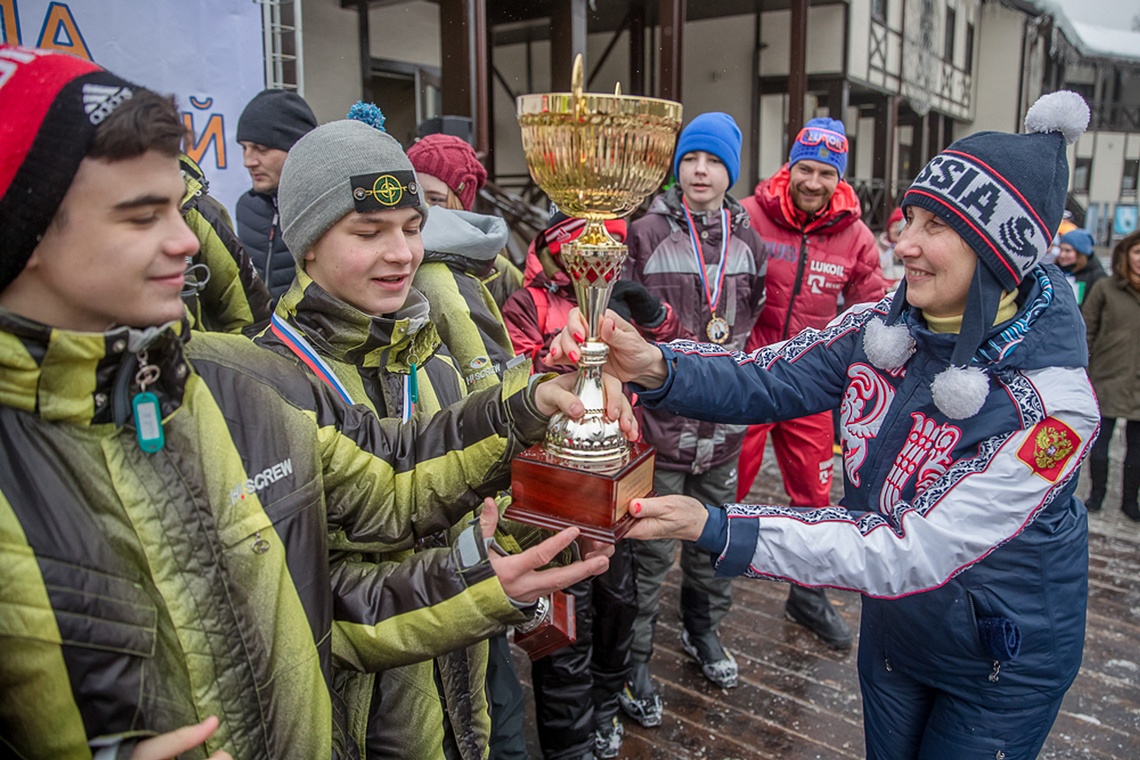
[506,56,682,544]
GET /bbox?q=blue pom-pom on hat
[346,101,387,132]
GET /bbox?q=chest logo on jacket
[879,412,961,514]
[230,458,295,505]
[1017,417,1080,483]
[841,364,897,487]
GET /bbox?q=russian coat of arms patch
[1017,417,1079,482]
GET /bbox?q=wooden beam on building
[472,0,489,161]
[438,0,490,159]
[629,1,646,95]
[749,2,763,187]
[787,0,808,149]
[659,0,685,101]
[357,0,372,103]
[872,95,897,226]
[440,0,472,117]
[552,0,588,90]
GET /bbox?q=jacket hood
[755,164,863,235]
[646,184,751,229]
[522,237,573,292]
[422,206,509,263]
[275,269,438,372]
[902,264,1087,373]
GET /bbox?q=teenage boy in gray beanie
[256,105,617,759]
[235,89,318,301]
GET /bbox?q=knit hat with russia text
[0,45,139,290]
[862,90,1090,419]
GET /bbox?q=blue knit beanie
[863,91,1090,421]
[673,112,742,186]
[789,117,848,176]
[1059,229,1095,257]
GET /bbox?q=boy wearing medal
[618,112,768,725]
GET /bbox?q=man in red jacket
[738,117,888,649]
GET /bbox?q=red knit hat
[0,45,138,289]
[406,134,487,211]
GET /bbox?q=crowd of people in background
[0,41,1136,760]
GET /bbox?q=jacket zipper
[782,232,810,339]
[266,199,279,287]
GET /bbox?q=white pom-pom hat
[866,90,1090,419]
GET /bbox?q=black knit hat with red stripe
[0,45,138,290]
[864,90,1089,419]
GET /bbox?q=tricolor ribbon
[681,198,731,318]
[270,313,356,406]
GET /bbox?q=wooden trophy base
[513,590,577,661]
[506,440,656,544]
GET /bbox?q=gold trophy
[506,55,682,544]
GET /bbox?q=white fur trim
[1024,91,1089,146]
[863,318,915,370]
[930,365,989,420]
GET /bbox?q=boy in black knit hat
[235,88,318,301]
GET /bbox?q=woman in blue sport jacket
[551,91,1101,759]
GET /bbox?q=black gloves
[609,280,667,328]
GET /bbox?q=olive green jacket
[180,155,272,335]
[257,273,536,760]
[0,307,547,759]
[1083,274,1140,419]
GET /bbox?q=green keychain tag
[132,391,165,453]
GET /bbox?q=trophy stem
[545,341,628,469]
[542,218,630,469]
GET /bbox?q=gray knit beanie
[278,119,426,260]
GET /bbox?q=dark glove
[609,280,667,328]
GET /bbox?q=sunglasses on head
[797,127,848,154]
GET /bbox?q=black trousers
[1087,417,1140,508]
[530,539,638,759]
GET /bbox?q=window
[944,7,957,64]
[1073,157,1093,194]
[872,0,888,23]
[1123,159,1139,196]
[965,23,975,74]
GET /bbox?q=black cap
[236,89,317,152]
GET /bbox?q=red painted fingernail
[569,350,579,363]
[631,501,641,515]
[573,331,584,343]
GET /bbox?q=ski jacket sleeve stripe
[330,523,522,672]
[315,359,548,550]
[720,367,1097,598]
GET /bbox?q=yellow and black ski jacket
[257,273,536,760]
[0,305,548,759]
[180,155,272,335]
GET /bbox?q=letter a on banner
[0,0,20,44]
[36,2,91,60]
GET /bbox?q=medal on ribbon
[682,198,732,344]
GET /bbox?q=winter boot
[785,585,854,650]
[617,660,662,728]
[592,715,624,759]
[680,628,738,689]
